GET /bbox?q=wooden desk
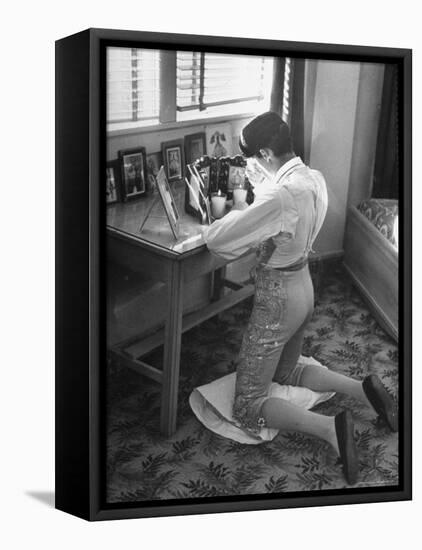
[107,183,254,436]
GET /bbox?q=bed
[343,199,398,341]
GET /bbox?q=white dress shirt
[203,157,328,267]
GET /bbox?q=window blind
[177,52,269,112]
[107,48,160,123]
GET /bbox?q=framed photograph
[106,160,120,204]
[156,166,180,239]
[146,151,163,194]
[228,155,247,192]
[118,147,147,199]
[162,139,185,183]
[194,154,218,195]
[185,132,206,165]
[184,168,206,223]
[185,156,214,220]
[56,28,412,522]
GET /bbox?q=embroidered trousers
[232,264,314,436]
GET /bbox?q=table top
[106,182,209,257]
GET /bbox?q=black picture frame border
[155,166,180,239]
[118,146,148,200]
[184,131,207,166]
[55,27,412,521]
[106,159,121,205]
[161,138,186,183]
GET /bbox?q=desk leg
[160,260,184,437]
[212,266,227,302]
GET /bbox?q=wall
[307,59,384,257]
[348,63,385,206]
[107,115,252,160]
[308,60,360,255]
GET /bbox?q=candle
[233,187,247,205]
[211,190,227,219]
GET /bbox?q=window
[176,52,273,116]
[107,47,160,124]
[106,48,276,131]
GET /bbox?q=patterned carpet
[106,261,399,503]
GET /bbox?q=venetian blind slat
[176,52,268,111]
[107,47,160,123]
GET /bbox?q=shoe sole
[335,410,359,485]
[363,375,398,433]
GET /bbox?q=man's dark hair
[239,111,293,158]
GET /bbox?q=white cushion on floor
[189,355,335,444]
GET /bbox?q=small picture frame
[118,147,147,200]
[146,152,163,194]
[156,166,180,239]
[193,155,219,194]
[184,164,207,223]
[162,139,185,183]
[193,155,212,194]
[184,132,206,166]
[228,155,247,191]
[105,160,120,204]
[216,156,230,194]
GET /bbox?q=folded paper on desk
[172,233,205,253]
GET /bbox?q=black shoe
[362,374,398,432]
[335,410,359,485]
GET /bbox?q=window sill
[107,112,256,138]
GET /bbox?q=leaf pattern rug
[106,260,399,503]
